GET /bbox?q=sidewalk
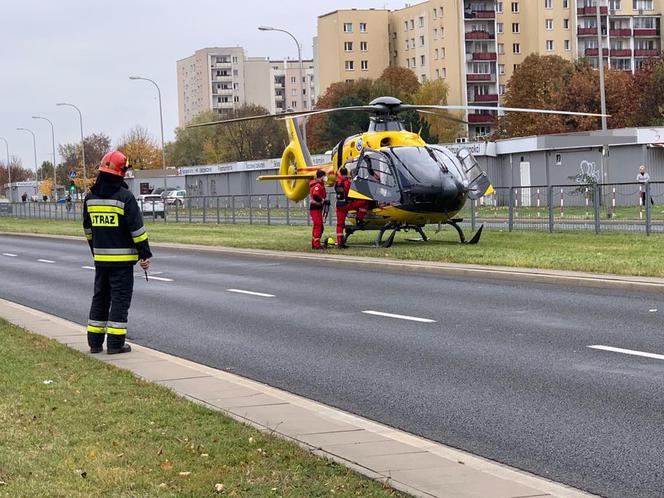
[0,297,596,498]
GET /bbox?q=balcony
[610,49,632,57]
[465,10,495,19]
[584,48,609,56]
[472,52,497,61]
[577,27,598,36]
[634,28,659,37]
[577,6,608,15]
[609,28,632,37]
[472,94,499,103]
[635,49,660,57]
[466,73,493,81]
[465,30,494,40]
[468,113,495,123]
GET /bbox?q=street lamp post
[0,137,10,188]
[17,127,38,182]
[32,116,58,201]
[57,102,87,191]
[129,76,167,191]
[258,26,306,113]
[595,0,611,216]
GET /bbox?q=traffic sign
[69,170,77,178]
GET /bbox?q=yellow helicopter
[190,96,606,247]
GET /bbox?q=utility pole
[595,0,611,217]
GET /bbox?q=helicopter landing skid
[447,219,484,244]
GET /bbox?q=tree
[633,57,664,127]
[375,67,421,101]
[117,126,161,170]
[59,133,111,190]
[495,55,577,138]
[414,79,464,143]
[0,157,33,185]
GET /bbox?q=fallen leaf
[42,380,53,385]
[112,440,120,447]
[201,453,209,458]
[178,471,191,477]
[248,437,255,444]
[157,446,163,455]
[214,482,225,493]
[160,460,173,471]
[158,483,167,488]
[80,471,87,479]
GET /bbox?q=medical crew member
[309,169,327,249]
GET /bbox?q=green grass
[0,320,403,498]
[1,217,663,277]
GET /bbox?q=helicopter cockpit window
[351,151,400,203]
[428,146,466,184]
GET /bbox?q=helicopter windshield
[385,147,462,186]
[349,150,400,203]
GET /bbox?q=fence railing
[2,182,662,235]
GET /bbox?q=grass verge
[0,320,402,498]
[1,217,663,277]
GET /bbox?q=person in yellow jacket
[83,150,152,354]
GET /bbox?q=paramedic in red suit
[309,169,327,249]
[335,167,369,248]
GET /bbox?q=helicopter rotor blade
[187,106,380,128]
[403,104,610,118]
[416,109,470,125]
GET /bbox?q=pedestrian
[21,192,27,203]
[309,169,328,250]
[66,193,73,212]
[42,194,48,202]
[83,150,152,354]
[636,165,654,206]
[334,166,369,248]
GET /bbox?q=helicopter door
[456,148,493,200]
[349,151,400,203]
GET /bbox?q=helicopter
[190,96,607,247]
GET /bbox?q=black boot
[106,334,131,355]
[87,332,105,354]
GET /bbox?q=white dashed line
[362,310,436,323]
[227,289,275,298]
[82,266,95,270]
[588,345,664,362]
[37,259,56,264]
[2,253,18,257]
[146,276,174,282]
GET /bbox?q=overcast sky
[1,0,398,170]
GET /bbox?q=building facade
[315,0,663,139]
[177,48,316,127]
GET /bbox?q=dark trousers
[87,266,134,348]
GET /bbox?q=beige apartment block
[177,48,315,126]
[315,0,663,139]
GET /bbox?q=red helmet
[99,150,128,177]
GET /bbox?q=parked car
[164,189,186,206]
[138,194,165,219]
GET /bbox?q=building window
[433,8,437,18]
[545,0,552,8]
[410,19,415,29]
[435,68,440,78]
[440,27,444,37]
[563,18,570,29]
[420,55,425,65]
[291,101,297,108]
[290,76,296,83]
[420,35,425,46]
[345,60,354,70]
[499,63,505,74]
[498,43,505,54]
[513,43,521,53]
[232,56,238,63]
[546,19,553,30]
[405,40,409,51]
[434,28,438,38]
[404,21,408,31]
[406,59,410,68]
[434,48,439,59]
[563,0,569,7]
[610,0,621,8]
[555,154,562,165]
[497,22,504,33]
[439,7,444,16]
[496,1,503,12]
[233,96,239,103]
[512,23,520,33]
[360,41,368,51]
[421,74,427,82]
[418,16,424,27]
[344,23,353,32]
[499,84,506,95]
[344,41,353,52]
[441,47,446,58]
[564,39,571,50]
[546,40,554,51]
[514,63,520,71]
[511,2,519,12]
[442,67,447,78]
[359,22,367,32]
[361,60,368,70]
[411,57,416,67]
[633,0,653,9]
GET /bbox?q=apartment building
[315,0,663,139]
[177,47,315,127]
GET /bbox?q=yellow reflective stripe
[85,234,93,240]
[93,254,139,262]
[133,232,149,243]
[106,327,127,336]
[88,206,124,215]
[87,326,106,334]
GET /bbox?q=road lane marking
[362,310,436,323]
[145,276,174,282]
[2,253,18,257]
[82,266,95,270]
[588,345,664,362]
[37,259,56,264]
[227,289,275,298]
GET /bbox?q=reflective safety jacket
[83,184,152,267]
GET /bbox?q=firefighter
[335,167,369,248]
[83,150,152,354]
[309,169,328,249]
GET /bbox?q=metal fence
[2,182,663,235]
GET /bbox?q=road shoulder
[0,297,595,498]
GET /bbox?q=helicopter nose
[438,174,467,211]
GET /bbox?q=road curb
[2,230,664,292]
[0,297,596,498]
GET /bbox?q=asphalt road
[1,234,663,498]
